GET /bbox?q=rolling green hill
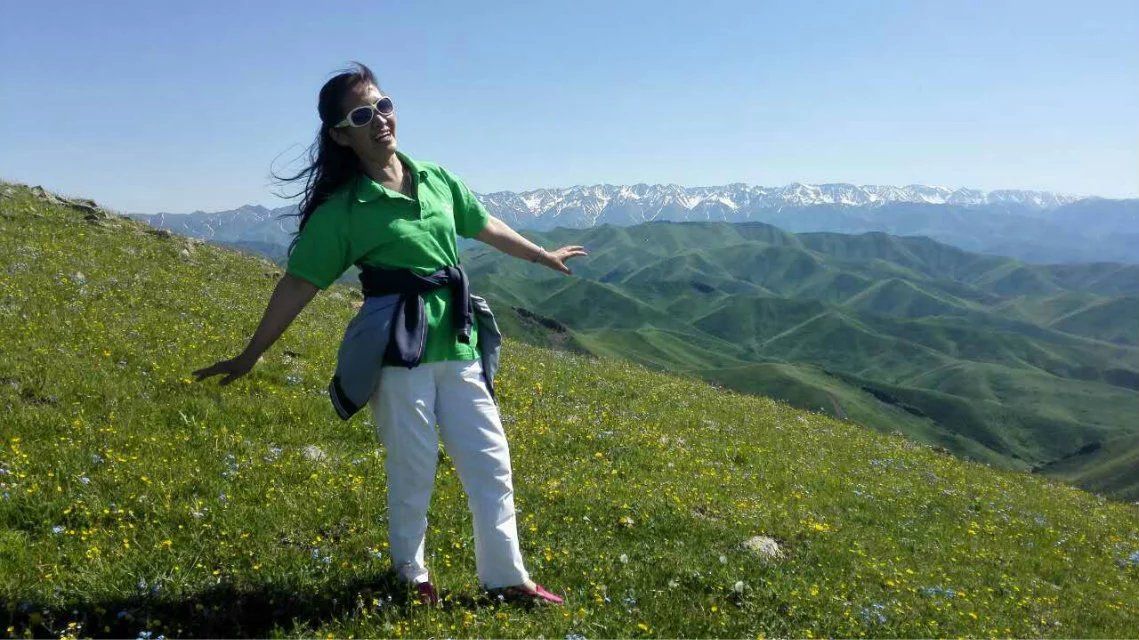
[1036,433,1139,499]
[1049,297,1139,346]
[461,221,1139,500]
[4,182,1139,637]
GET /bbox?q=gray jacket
[327,293,502,420]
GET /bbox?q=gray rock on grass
[742,535,783,560]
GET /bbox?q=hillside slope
[461,222,1139,499]
[2,183,1138,638]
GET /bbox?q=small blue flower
[52,525,65,535]
[221,453,239,478]
[858,602,888,625]
[309,547,332,565]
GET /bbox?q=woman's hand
[192,353,258,386]
[474,216,589,274]
[539,245,589,275]
[191,273,318,388]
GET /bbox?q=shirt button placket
[411,173,421,218]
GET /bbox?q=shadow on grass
[2,570,505,638]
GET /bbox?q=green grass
[2,183,1139,638]
[1050,296,1139,346]
[461,221,1139,499]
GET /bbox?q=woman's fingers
[192,362,222,381]
[544,245,588,276]
[556,246,588,259]
[193,358,249,383]
[531,245,586,275]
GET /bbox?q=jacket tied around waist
[328,263,502,421]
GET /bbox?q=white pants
[369,357,530,589]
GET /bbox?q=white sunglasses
[332,96,395,128]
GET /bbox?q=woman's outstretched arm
[192,273,320,385]
[474,215,588,275]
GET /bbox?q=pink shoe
[491,582,564,605]
[415,581,440,606]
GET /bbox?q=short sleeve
[285,205,350,290]
[441,167,491,239]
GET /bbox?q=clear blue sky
[2,0,1136,213]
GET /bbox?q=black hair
[274,61,379,256]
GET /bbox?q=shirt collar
[354,150,430,203]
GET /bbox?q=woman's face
[329,82,398,161]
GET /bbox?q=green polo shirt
[285,151,490,363]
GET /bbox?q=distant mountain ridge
[479,182,1081,222]
[137,204,297,246]
[132,181,1139,265]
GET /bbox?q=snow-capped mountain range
[133,182,1138,265]
[477,183,1079,228]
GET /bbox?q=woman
[192,61,587,606]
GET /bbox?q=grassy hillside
[461,222,1139,500]
[1036,433,1139,499]
[1049,297,1139,346]
[2,182,1139,638]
